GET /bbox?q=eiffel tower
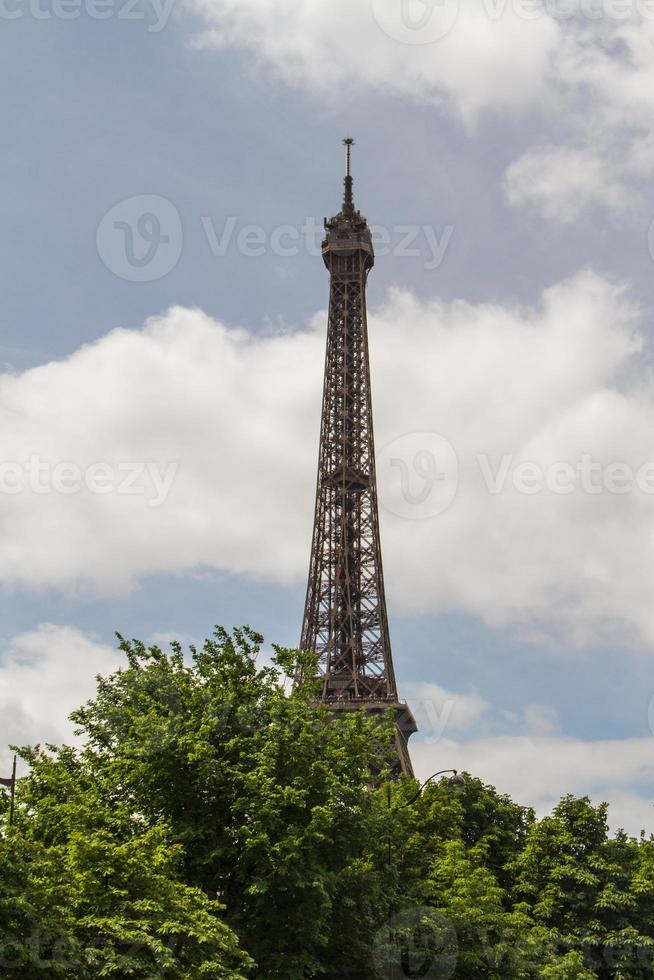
[298,138,416,775]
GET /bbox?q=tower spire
[298,142,417,776]
[343,136,355,211]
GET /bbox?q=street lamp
[399,769,466,809]
[385,769,465,979]
[386,766,465,881]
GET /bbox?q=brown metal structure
[298,139,416,775]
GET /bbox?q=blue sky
[2,0,654,832]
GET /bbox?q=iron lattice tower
[298,139,416,775]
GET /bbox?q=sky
[2,0,654,833]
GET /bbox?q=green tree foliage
[1,627,652,979]
[0,777,251,978]
[513,796,654,978]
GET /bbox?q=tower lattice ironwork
[298,139,416,775]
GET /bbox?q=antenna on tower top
[343,136,355,210]
[343,136,354,175]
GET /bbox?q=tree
[513,796,654,978]
[3,627,654,980]
[0,833,71,978]
[382,778,596,979]
[7,628,394,979]
[0,807,250,978]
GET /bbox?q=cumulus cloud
[503,145,634,222]
[404,680,490,739]
[412,731,654,836]
[400,680,565,745]
[185,0,654,219]
[371,273,653,645]
[0,309,323,592]
[0,625,121,774]
[1,271,653,645]
[406,669,654,836]
[188,0,560,125]
[504,17,654,219]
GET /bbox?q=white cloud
[503,17,654,219]
[412,731,654,836]
[404,680,490,739]
[188,0,561,125]
[503,145,634,222]
[519,704,560,736]
[0,309,324,592]
[185,0,654,219]
[1,271,654,646]
[401,681,563,744]
[0,625,121,774]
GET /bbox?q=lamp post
[400,769,466,809]
[385,769,465,978]
[0,755,17,829]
